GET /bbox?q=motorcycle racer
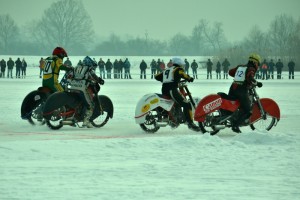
[228,53,263,133]
[68,56,105,128]
[155,57,200,131]
[42,47,73,92]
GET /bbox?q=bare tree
[31,0,94,52]
[0,14,18,54]
[268,14,296,57]
[168,33,190,55]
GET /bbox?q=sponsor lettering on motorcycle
[203,98,222,113]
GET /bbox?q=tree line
[0,0,299,68]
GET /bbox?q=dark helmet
[83,56,98,69]
[52,47,68,59]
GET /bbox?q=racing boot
[188,122,201,132]
[82,108,93,128]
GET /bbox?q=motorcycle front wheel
[250,114,277,131]
[139,109,160,133]
[91,111,110,128]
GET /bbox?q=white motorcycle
[135,80,200,133]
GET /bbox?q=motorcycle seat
[217,92,237,101]
[156,93,172,100]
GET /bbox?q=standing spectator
[21,58,27,78]
[191,59,198,79]
[275,59,284,79]
[139,59,147,79]
[98,58,106,79]
[261,59,268,80]
[184,58,190,75]
[160,60,166,72]
[206,58,213,79]
[288,59,295,79]
[113,59,119,79]
[64,57,72,67]
[118,59,124,79]
[268,59,275,79]
[124,58,132,79]
[105,59,113,79]
[0,59,6,78]
[150,59,157,79]
[7,57,14,78]
[167,59,172,67]
[39,57,45,78]
[156,59,162,73]
[15,58,22,78]
[216,61,221,79]
[222,58,230,79]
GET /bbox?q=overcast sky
[1,0,299,43]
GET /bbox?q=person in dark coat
[105,59,113,79]
[275,59,284,79]
[268,59,275,79]
[222,58,230,79]
[98,58,106,79]
[113,59,119,79]
[7,57,14,78]
[15,58,22,78]
[216,61,221,79]
[139,59,147,79]
[228,53,263,133]
[206,58,213,79]
[191,59,198,79]
[184,58,190,75]
[21,58,27,78]
[288,59,295,79]
[0,59,6,78]
[150,59,157,79]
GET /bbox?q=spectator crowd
[0,57,296,80]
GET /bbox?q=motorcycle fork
[252,89,267,120]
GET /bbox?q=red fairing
[250,98,281,123]
[194,94,240,122]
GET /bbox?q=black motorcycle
[42,76,113,130]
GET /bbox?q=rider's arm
[229,67,237,77]
[154,72,163,82]
[178,68,193,81]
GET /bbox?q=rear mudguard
[43,92,80,120]
[21,87,51,119]
[135,93,175,124]
[194,94,240,122]
[98,95,114,118]
[250,98,280,123]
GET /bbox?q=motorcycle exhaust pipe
[156,122,168,127]
[214,125,226,130]
[62,120,74,125]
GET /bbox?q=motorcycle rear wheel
[250,114,277,131]
[198,110,221,135]
[139,110,160,133]
[45,106,66,130]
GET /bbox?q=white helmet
[171,57,185,67]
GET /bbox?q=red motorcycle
[194,85,280,135]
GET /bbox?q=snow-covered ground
[0,58,299,200]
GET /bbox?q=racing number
[44,61,52,72]
[164,69,170,79]
[237,70,244,77]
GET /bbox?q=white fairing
[135,93,174,124]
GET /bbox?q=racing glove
[98,78,105,85]
[257,82,263,88]
[188,77,194,82]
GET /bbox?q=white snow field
[0,56,299,200]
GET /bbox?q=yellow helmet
[249,53,261,65]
